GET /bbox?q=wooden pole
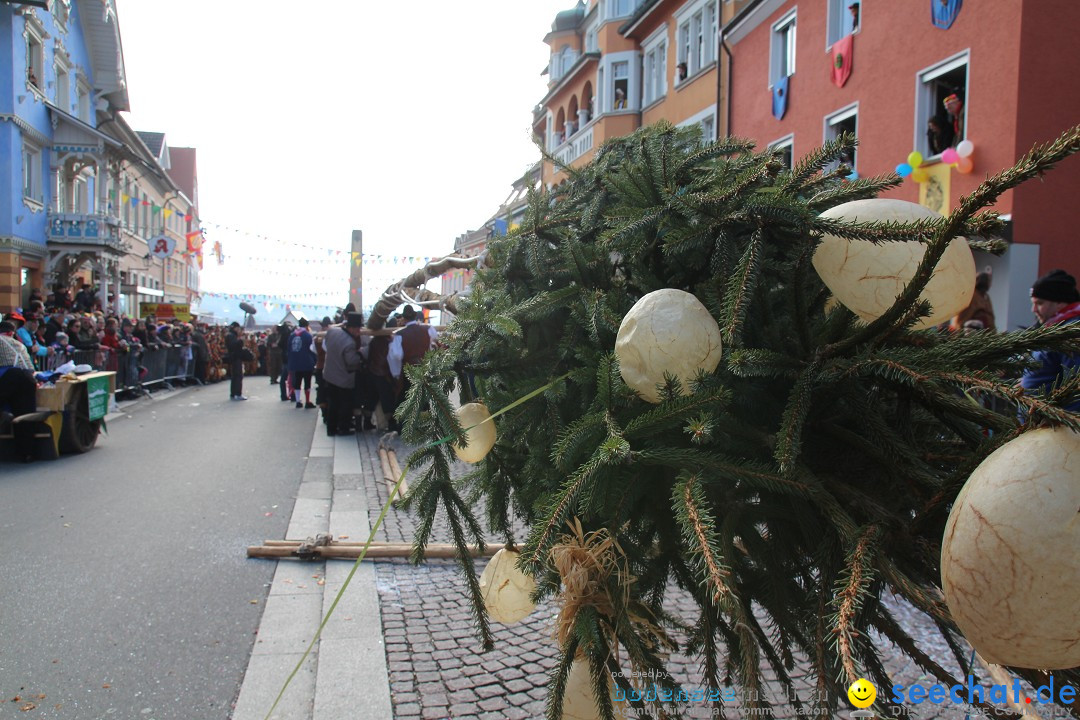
[246,541,496,560]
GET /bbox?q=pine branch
[830,524,881,683]
[675,474,732,605]
[720,229,764,344]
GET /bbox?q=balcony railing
[47,212,123,248]
[554,125,594,167]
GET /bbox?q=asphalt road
[0,379,314,719]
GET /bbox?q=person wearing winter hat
[1020,269,1080,413]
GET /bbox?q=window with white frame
[824,104,858,172]
[585,24,598,53]
[827,0,859,47]
[24,12,46,92]
[612,0,637,18]
[770,134,795,170]
[22,143,42,204]
[700,114,716,143]
[52,0,70,32]
[54,51,71,111]
[643,33,667,106]
[770,9,796,86]
[612,61,629,109]
[916,52,968,159]
[676,1,717,80]
[76,77,91,122]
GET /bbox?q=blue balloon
[896,163,913,177]
[846,171,859,181]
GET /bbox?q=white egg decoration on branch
[941,426,1080,669]
[813,199,975,329]
[615,288,723,403]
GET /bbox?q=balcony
[47,212,124,251]
[554,125,594,167]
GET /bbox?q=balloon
[911,168,929,183]
[846,171,859,181]
[907,151,923,168]
[957,157,974,174]
[956,140,974,158]
[941,148,960,165]
[896,163,913,177]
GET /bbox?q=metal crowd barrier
[44,344,196,395]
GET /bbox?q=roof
[137,131,165,157]
[553,1,585,31]
[168,147,198,208]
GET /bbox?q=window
[676,1,717,79]
[770,135,795,170]
[24,13,45,93]
[827,0,859,47]
[700,114,715,143]
[916,52,968,159]
[52,0,70,32]
[585,25,598,53]
[643,36,667,106]
[22,143,42,204]
[612,0,636,18]
[54,57,70,111]
[612,61,629,109]
[76,78,91,122]
[770,9,797,86]
[824,104,858,172]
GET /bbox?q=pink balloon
[941,148,960,165]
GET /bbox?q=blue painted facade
[0,1,129,308]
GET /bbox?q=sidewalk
[231,422,991,720]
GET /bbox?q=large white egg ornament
[813,199,975,329]
[941,427,1080,668]
[615,288,723,403]
[451,402,497,463]
[478,548,536,624]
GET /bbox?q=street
[0,380,313,719]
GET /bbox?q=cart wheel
[59,413,100,453]
[59,384,102,454]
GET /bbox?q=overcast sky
[113,0,572,309]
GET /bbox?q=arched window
[567,96,579,136]
[582,82,594,123]
[555,108,567,147]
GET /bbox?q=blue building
[1,0,128,311]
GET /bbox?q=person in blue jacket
[1021,269,1080,414]
[288,318,316,409]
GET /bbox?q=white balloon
[479,548,536,624]
[451,402,497,463]
[956,139,975,158]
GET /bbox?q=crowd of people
[233,304,440,437]
[5,267,1080,462]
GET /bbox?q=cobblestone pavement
[357,432,1055,720]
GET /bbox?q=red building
[724,0,1080,330]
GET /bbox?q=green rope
[262,372,570,719]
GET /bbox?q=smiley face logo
[847,678,876,708]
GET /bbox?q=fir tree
[397,121,1080,719]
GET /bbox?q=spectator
[1020,269,1080,413]
[0,320,38,462]
[367,315,400,432]
[950,271,995,332]
[942,92,964,145]
[74,283,96,312]
[12,313,47,367]
[927,113,955,156]
[190,323,210,384]
[73,316,99,351]
[43,308,65,345]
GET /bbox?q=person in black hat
[1020,269,1080,413]
[225,321,247,400]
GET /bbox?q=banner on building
[931,0,963,30]
[139,303,193,322]
[918,162,951,215]
[772,76,789,120]
[831,34,854,88]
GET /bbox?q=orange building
[534,0,750,188]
